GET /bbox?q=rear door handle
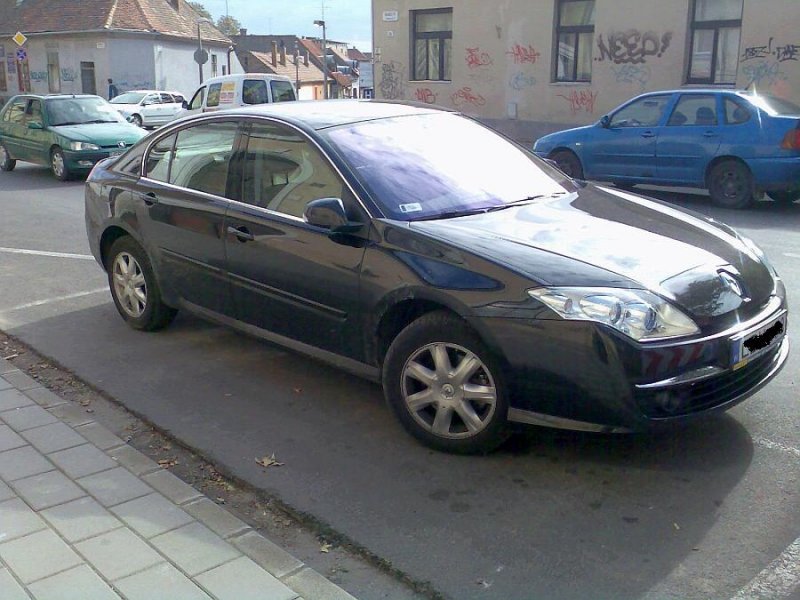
[227,225,255,242]
[641,131,656,138]
[703,131,718,137]
[138,191,158,205]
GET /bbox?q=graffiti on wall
[379,61,405,99]
[742,38,800,63]
[60,68,76,82]
[742,61,788,88]
[451,87,486,108]
[465,47,493,69]
[610,64,651,87]
[414,87,438,104]
[29,71,47,82]
[596,30,673,64]
[509,72,536,90]
[558,90,598,115]
[506,43,540,65]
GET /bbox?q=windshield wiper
[486,192,567,212]
[51,121,83,126]
[85,119,118,124]
[413,207,490,221]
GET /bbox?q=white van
[180,73,297,118]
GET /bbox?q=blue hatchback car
[533,90,800,208]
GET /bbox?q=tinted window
[159,93,174,104]
[724,98,751,124]
[610,95,671,128]
[189,87,205,110]
[206,83,222,108]
[270,80,296,102]
[3,100,26,123]
[115,144,147,176]
[667,95,717,126]
[242,122,349,218]
[242,80,268,105]
[170,122,238,196]
[145,133,176,182]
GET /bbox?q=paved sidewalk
[0,357,356,600]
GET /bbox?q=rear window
[744,93,800,116]
[270,80,296,102]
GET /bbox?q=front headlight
[528,287,700,342]
[69,141,100,151]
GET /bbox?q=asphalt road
[1,163,799,600]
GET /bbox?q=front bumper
[64,149,127,171]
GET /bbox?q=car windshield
[744,93,800,116]
[47,97,125,126]
[110,92,147,104]
[326,113,571,220]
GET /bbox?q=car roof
[9,94,102,101]
[210,99,456,130]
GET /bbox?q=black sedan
[85,100,789,454]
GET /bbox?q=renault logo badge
[718,270,747,300]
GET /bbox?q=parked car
[178,73,297,119]
[533,90,800,209]
[85,101,788,453]
[0,94,146,180]
[109,90,185,128]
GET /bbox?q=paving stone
[150,522,240,577]
[183,498,250,539]
[0,389,35,412]
[76,467,152,507]
[1,405,58,432]
[108,445,160,476]
[281,566,358,600]
[12,470,86,511]
[0,424,27,452]
[1,371,40,391]
[141,469,202,506]
[23,387,67,409]
[0,529,83,584]
[41,497,122,543]
[231,530,304,579]
[21,422,87,454]
[0,566,31,600]
[111,493,194,539]
[115,563,212,600]
[47,404,94,428]
[75,423,125,451]
[0,498,48,543]
[0,446,54,481]
[75,528,163,582]
[195,556,297,600]
[0,479,14,502]
[27,564,121,600]
[49,444,118,479]
[0,376,12,390]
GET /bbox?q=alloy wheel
[112,251,148,318]
[51,151,65,178]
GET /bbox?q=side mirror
[600,115,611,128]
[304,198,362,233]
[27,121,43,130]
[182,100,189,109]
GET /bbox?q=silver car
[109,90,184,128]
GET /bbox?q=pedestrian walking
[107,78,119,100]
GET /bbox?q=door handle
[641,131,656,138]
[703,131,718,137]
[227,225,255,242]
[138,191,158,205]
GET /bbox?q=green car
[0,94,146,180]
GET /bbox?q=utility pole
[313,19,327,99]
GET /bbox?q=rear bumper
[746,156,800,191]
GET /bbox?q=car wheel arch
[704,155,750,188]
[100,226,134,271]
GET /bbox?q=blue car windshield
[325,113,571,220]
[47,97,125,126]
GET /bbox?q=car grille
[635,344,781,419]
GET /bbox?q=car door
[21,99,50,165]
[1,98,28,159]
[159,93,180,122]
[184,86,206,118]
[583,94,673,181]
[140,94,161,125]
[656,94,723,185]
[136,120,240,315]
[224,119,369,359]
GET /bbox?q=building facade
[372,0,800,142]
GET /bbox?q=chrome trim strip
[635,365,725,390]
[506,408,631,433]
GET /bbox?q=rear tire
[382,311,510,454]
[131,114,143,128]
[106,236,177,331]
[0,143,16,172]
[708,160,754,209]
[550,150,584,180]
[769,190,800,204]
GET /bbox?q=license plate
[730,312,787,370]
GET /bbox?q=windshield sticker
[399,203,423,213]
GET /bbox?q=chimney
[304,51,309,67]
[239,28,247,36]
[271,41,277,66]
[280,44,286,66]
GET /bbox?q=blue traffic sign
[15,47,26,61]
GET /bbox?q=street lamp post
[313,19,327,99]
[294,41,300,95]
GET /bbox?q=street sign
[12,31,27,47]
[193,48,208,65]
[15,48,27,62]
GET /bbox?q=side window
[145,133,177,182]
[4,100,26,123]
[724,98,751,124]
[25,99,43,125]
[270,80,296,102]
[610,95,671,128]
[242,80,268,105]
[667,95,717,126]
[116,145,147,176]
[242,122,350,219]
[144,94,160,105]
[189,87,205,110]
[170,121,238,196]
[206,83,222,108]
[159,93,174,104]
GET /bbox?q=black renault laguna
[85,100,789,454]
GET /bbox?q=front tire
[708,160,754,209]
[382,311,509,454]
[50,147,70,181]
[550,150,584,180]
[106,237,177,331]
[131,114,143,128]
[0,143,16,171]
[769,190,800,204]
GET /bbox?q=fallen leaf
[320,542,332,553]
[158,458,178,468]
[255,454,284,468]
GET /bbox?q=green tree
[216,15,243,36]
[187,1,212,19]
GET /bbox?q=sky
[197,0,373,51]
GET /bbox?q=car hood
[534,124,593,151]
[50,123,145,145]
[408,185,775,319]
